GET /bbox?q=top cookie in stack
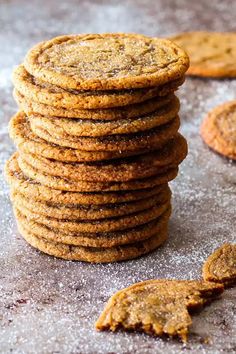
[6,33,189,263]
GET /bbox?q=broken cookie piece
[203,244,236,287]
[95,279,223,342]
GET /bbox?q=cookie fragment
[203,244,236,287]
[95,279,224,342]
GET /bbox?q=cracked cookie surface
[24,33,189,90]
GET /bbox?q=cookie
[170,32,236,78]
[19,134,187,182]
[24,33,189,90]
[95,279,224,342]
[10,112,160,162]
[29,115,180,152]
[202,244,236,287]
[18,154,179,192]
[14,89,177,121]
[11,186,171,220]
[13,199,170,233]
[28,95,179,137]
[18,155,179,192]
[13,65,184,109]
[200,100,236,160]
[15,218,169,263]
[5,155,166,205]
[14,207,171,247]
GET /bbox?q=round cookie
[14,207,171,247]
[14,89,177,121]
[170,32,236,78]
[19,134,187,182]
[200,100,236,160]
[18,154,179,193]
[29,115,180,152]
[6,155,167,204]
[24,33,189,90]
[28,96,179,137]
[14,200,170,233]
[13,65,184,109]
[5,155,173,203]
[10,112,160,162]
[18,154,179,192]
[16,219,168,263]
[11,186,171,220]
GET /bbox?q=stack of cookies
[5,33,189,263]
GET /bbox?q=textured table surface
[0,1,236,353]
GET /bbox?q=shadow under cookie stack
[5,33,189,263]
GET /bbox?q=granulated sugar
[0,0,236,353]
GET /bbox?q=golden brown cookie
[18,153,179,192]
[9,112,160,162]
[14,198,170,233]
[28,95,179,137]
[16,217,169,263]
[29,115,180,152]
[10,186,171,220]
[19,134,187,182]
[200,100,236,160]
[14,207,171,247]
[95,279,224,342]
[202,244,236,287]
[14,89,177,121]
[24,33,189,90]
[13,65,184,109]
[5,155,166,205]
[170,32,236,78]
